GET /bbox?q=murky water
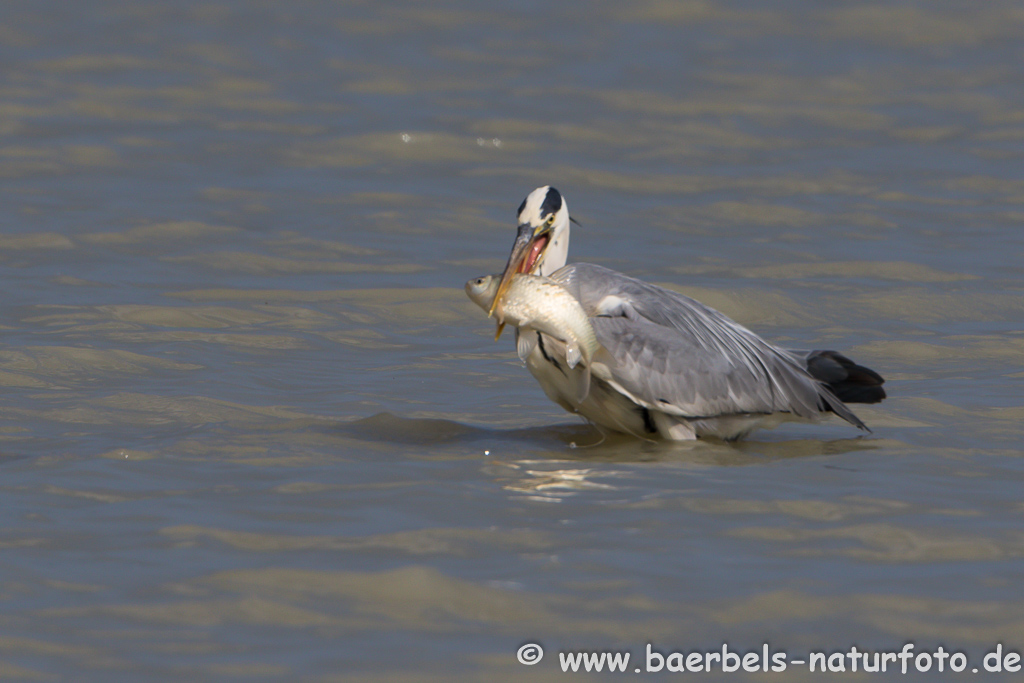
[1,0,1023,680]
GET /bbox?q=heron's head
[489,186,572,315]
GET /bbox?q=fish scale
[465,273,599,405]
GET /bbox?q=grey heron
[486,186,886,441]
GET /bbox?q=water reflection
[342,412,883,462]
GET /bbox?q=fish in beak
[488,222,552,318]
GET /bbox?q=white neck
[537,218,570,276]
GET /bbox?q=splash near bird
[470,185,886,441]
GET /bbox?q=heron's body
[479,186,886,441]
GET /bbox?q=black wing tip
[832,384,887,405]
[806,350,886,405]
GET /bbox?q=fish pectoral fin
[564,342,582,369]
[516,329,538,362]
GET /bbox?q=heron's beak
[489,222,542,316]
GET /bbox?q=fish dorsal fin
[516,328,538,362]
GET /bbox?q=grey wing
[552,263,866,428]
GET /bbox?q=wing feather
[552,263,865,428]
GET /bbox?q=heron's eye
[545,214,556,226]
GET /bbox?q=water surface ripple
[1,1,1023,680]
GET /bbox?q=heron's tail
[804,350,886,405]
